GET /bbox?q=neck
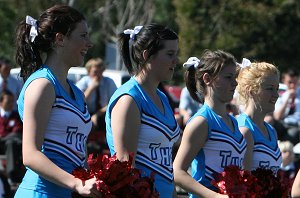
[44,55,69,83]
[205,98,228,117]
[245,104,266,125]
[135,73,159,94]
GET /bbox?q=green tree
[173,0,300,72]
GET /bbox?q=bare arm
[22,78,100,197]
[273,90,295,120]
[292,169,300,198]
[173,116,228,198]
[84,78,99,99]
[239,127,254,171]
[111,94,140,162]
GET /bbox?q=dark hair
[0,57,11,67]
[0,90,14,102]
[15,4,85,82]
[185,50,236,103]
[118,23,178,75]
[282,68,299,79]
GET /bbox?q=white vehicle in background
[10,67,131,88]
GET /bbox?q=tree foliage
[1,0,300,75]
[173,0,300,72]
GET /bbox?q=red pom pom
[72,153,159,198]
[212,165,293,198]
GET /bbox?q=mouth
[80,50,87,57]
[270,99,277,104]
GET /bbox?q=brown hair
[184,49,236,103]
[15,4,85,82]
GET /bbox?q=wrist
[72,178,83,192]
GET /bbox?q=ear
[203,73,212,85]
[247,88,255,98]
[54,33,65,47]
[142,50,149,61]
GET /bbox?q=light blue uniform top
[189,104,247,198]
[106,77,181,198]
[15,65,92,198]
[237,113,282,173]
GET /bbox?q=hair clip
[26,15,38,42]
[239,58,251,69]
[183,57,201,69]
[123,25,143,40]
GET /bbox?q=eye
[81,33,89,38]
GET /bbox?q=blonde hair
[85,58,106,73]
[278,140,294,152]
[236,62,279,106]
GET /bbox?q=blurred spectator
[0,171,12,198]
[178,87,202,128]
[278,140,299,179]
[0,90,23,184]
[274,68,300,145]
[76,58,117,154]
[0,58,22,110]
[76,58,117,131]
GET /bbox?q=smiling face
[62,20,93,67]
[149,39,179,82]
[212,63,238,103]
[255,73,279,113]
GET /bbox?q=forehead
[261,73,279,85]
[283,74,298,82]
[71,20,89,33]
[160,40,178,51]
[221,63,237,74]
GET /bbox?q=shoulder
[25,78,55,102]
[76,75,90,84]
[239,126,253,142]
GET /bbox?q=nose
[87,39,93,49]
[232,78,238,87]
[274,89,279,98]
[173,56,179,64]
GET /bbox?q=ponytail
[118,33,134,75]
[15,20,43,82]
[185,68,204,104]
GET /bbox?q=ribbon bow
[239,58,251,69]
[123,26,143,40]
[26,15,38,42]
[183,57,201,69]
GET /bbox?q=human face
[1,94,14,111]
[150,40,179,82]
[0,63,12,79]
[63,20,93,67]
[282,74,299,90]
[256,73,279,114]
[89,65,105,79]
[212,64,238,103]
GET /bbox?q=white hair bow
[26,15,38,42]
[183,57,201,69]
[239,58,251,68]
[123,26,143,40]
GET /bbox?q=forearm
[174,169,219,198]
[84,85,96,99]
[23,150,80,191]
[274,99,289,120]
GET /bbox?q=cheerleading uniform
[106,77,181,198]
[14,65,92,198]
[237,113,282,173]
[190,104,247,197]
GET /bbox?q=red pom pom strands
[72,153,159,198]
